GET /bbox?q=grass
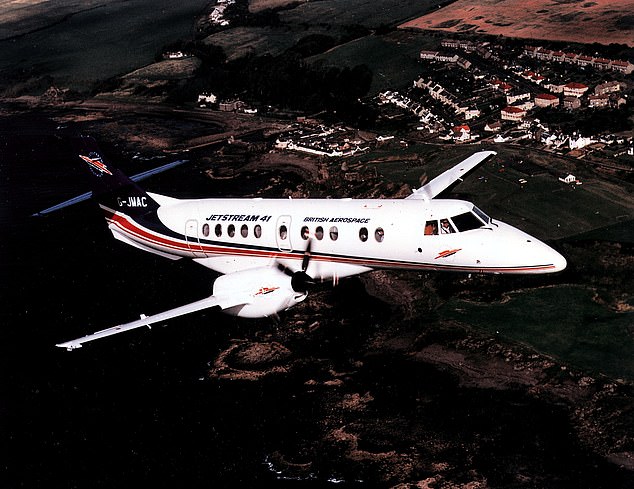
[439,285,634,381]
[309,31,438,95]
[278,0,439,29]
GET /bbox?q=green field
[278,0,438,29]
[438,286,634,381]
[203,25,335,61]
[309,31,437,95]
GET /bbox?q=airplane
[55,135,566,350]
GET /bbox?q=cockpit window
[424,220,438,235]
[472,206,491,225]
[451,212,484,232]
[439,219,455,234]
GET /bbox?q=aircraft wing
[55,292,248,351]
[407,150,496,201]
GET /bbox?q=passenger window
[375,227,384,242]
[241,224,248,238]
[228,224,235,237]
[202,223,210,237]
[215,224,222,237]
[301,226,309,240]
[439,219,455,234]
[452,212,484,232]
[254,224,262,238]
[424,220,438,235]
[315,226,324,240]
[279,225,288,240]
[359,227,368,242]
[329,226,339,241]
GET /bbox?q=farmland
[400,0,634,47]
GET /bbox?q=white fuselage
[103,195,567,280]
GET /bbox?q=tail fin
[73,135,159,217]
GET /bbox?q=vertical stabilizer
[73,135,159,217]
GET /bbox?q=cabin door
[275,215,293,252]
[185,219,206,258]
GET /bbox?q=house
[563,82,589,98]
[576,55,594,67]
[464,108,481,120]
[551,51,565,62]
[588,95,609,108]
[164,51,186,59]
[535,93,559,108]
[501,106,526,121]
[544,82,566,94]
[569,135,595,149]
[559,174,576,184]
[219,100,245,112]
[611,60,634,74]
[609,95,627,108]
[435,53,459,63]
[419,50,438,60]
[457,57,472,70]
[563,96,581,109]
[595,81,621,95]
[491,79,513,92]
[197,92,217,106]
[506,91,531,105]
[593,58,611,70]
[536,48,552,61]
[451,125,472,141]
[484,121,502,132]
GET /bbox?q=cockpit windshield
[450,212,484,232]
[472,205,491,225]
[425,205,491,235]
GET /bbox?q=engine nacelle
[212,267,307,318]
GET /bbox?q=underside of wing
[56,265,310,351]
[407,150,496,201]
[55,293,246,351]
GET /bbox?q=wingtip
[55,341,82,351]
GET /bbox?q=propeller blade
[276,262,294,277]
[301,239,312,272]
[274,239,315,293]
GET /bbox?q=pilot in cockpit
[440,218,455,234]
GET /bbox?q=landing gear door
[185,219,206,258]
[276,215,292,252]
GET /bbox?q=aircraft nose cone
[551,248,567,272]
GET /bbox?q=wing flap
[407,150,496,201]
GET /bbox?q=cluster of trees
[167,36,377,126]
[158,0,379,125]
[538,106,633,137]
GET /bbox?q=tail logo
[79,153,113,176]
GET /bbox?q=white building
[197,92,217,106]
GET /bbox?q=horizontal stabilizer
[32,159,188,216]
[407,151,496,201]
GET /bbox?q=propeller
[277,239,315,293]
